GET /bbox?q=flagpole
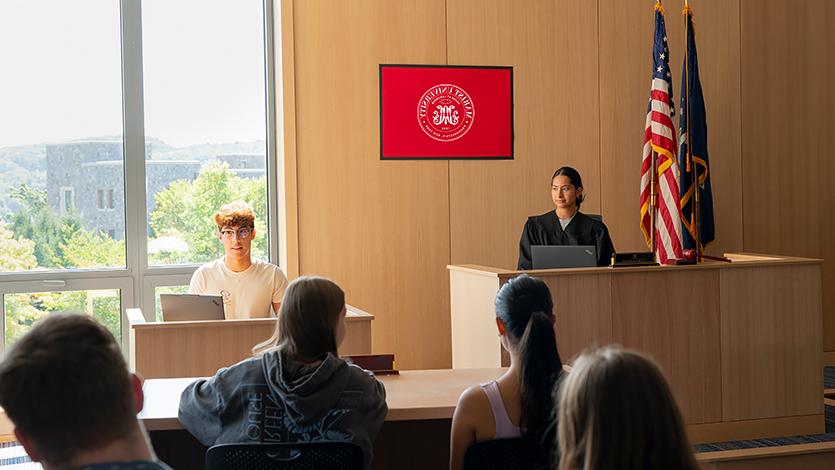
[649,0,660,261]
[650,150,657,257]
[683,0,702,256]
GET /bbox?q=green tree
[7,184,82,268]
[4,294,47,346]
[4,290,121,347]
[150,161,268,263]
[61,229,126,268]
[0,221,37,271]
[92,295,122,345]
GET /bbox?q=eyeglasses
[219,228,253,240]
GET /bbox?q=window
[4,289,122,346]
[61,187,75,215]
[0,0,278,353]
[98,189,114,210]
[142,0,271,267]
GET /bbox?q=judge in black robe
[517,211,615,269]
[518,167,616,270]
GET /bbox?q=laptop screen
[160,294,225,322]
[530,245,597,269]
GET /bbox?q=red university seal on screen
[417,84,475,142]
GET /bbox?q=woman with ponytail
[449,274,564,470]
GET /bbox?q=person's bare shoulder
[456,384,491,422]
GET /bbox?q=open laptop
[531,245,598,269]
[160,294,225,322]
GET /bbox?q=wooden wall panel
[285,0,833,369]
[600,0,743,255]
[291,0,451,369]
[599,0,655,252]
[447,0,600,269]
[683,1,743,258]
[740,0,835,352]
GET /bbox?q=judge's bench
[449,253,823,444]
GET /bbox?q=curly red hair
[214,201,255,229]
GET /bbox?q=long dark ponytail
[495,274,563,444]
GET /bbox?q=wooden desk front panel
[450,269,502,369]
[133,319,372,379]
[720,265,823,421]
[546,273,613,361]
[611,270,722,425]
[134,322,274,378]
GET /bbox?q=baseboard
[688,414,824,444]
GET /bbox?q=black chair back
[205,442,363,470]
[463,437,549,470]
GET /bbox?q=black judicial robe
[517,211,615,270]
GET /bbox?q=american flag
[640,1,683,264]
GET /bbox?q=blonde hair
[252,276,345,361]
[557,346,698,470]
[214,200,255,229]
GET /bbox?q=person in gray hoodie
[179,276,387,469]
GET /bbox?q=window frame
[0,276,135,353]
[0,0,279,354]
[60,186,75,215]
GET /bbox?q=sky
[0,0,267,149]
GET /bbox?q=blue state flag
[678,6,715,252]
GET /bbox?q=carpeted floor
[695,366,835,452]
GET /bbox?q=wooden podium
[449,253,823,443]
[128,306,373,379]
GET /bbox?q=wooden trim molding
[688,414,824,444]
[277,0,299,279]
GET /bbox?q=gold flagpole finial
[655,1,665,14]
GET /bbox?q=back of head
[253,276,345,362]
[0,313,136,466]
[494,274,563,444]
[214,200,255,229]
[557,346,697,470]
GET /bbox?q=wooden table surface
[138,367,506,431]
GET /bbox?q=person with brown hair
[449,274,564,470]
[179,276,387,469]
[556,346,698,470]
[188,200,288,318]
[0,313,170,470]
[517,167,615,269]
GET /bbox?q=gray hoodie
[178,350,387,469]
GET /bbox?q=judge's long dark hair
[495,274,564,444]
[552,166,585,208]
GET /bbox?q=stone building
[46,140,265,239]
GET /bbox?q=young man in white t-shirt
[188,201,288,319]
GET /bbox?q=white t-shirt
[188,258,288,319]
